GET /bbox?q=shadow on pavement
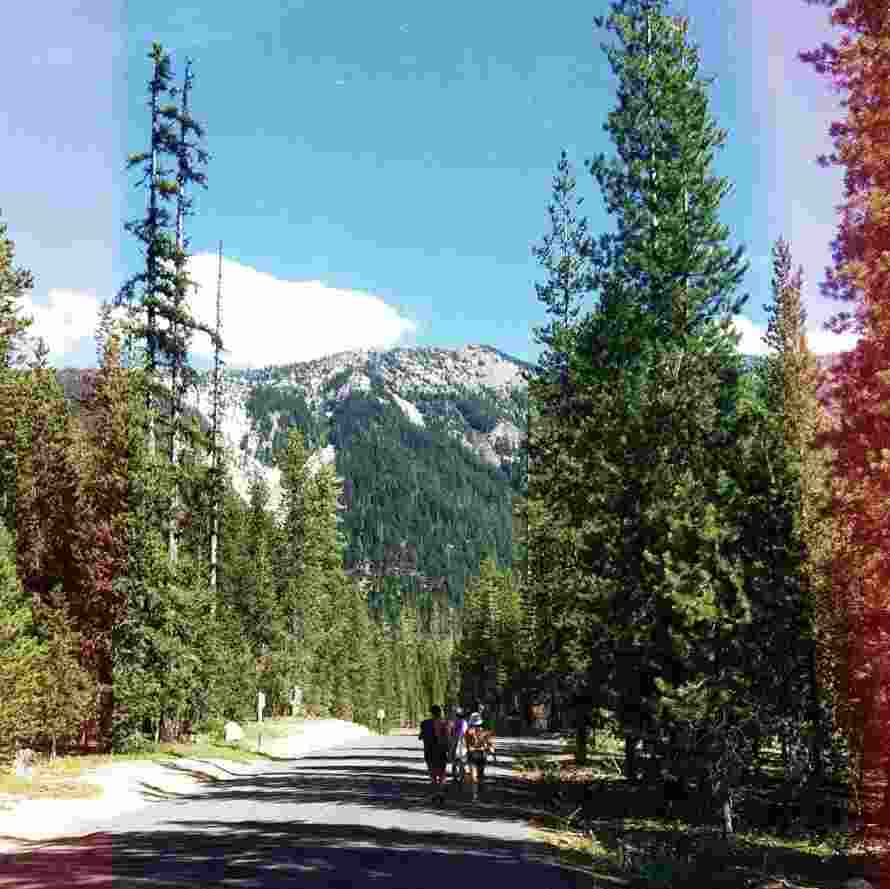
[0,833,112,889]
[115,736,638,887]
[108,820,615,888]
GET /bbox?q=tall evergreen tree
[526,3,753,811]
[117,44,220,561]
[530,151,591,400]
[165,56,213,566]
[116,43,180,453]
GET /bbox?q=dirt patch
[0,759,221,852]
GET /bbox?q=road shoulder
[0,718,372,853]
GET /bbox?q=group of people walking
[418,704,495,804]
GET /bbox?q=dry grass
[0,767,103,801]
[0,736,271,802]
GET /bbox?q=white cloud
[184,254,418,368]
[20,257,417,369]
[20,288,108,362]
[802,325,860,355]
[730,314,859,357]
[730,315,771,356]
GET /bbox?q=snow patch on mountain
[390,391,425,427]
[491,419,522,449]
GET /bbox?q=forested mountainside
[53,347,844,609]
[212,344,529,606]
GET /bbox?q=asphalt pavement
[1,733,602,888]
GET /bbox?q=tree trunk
[751,732,762,784]
[168,409,179,566]
[575,719,589,766]
[808,648,826,782]
[624,734,640,782]
[97,654,114,754]
[721,793,734,837]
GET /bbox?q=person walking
[450,707,468,785]
[418,705,449,804]
[465,711,495,802]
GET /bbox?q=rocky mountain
[185,343,531,509]
[180,344,531,604]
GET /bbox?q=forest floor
[509,733,882,889]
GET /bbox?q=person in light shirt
[450,707,468,784]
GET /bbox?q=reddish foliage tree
[71,332,132,750]
[801,0,890,871]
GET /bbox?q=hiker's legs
[468,762,480,798]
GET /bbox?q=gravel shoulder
[0,719,371,853]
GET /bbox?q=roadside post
[257,690,266,752]
[290,686,302,718]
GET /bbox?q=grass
[239,716,306,747]
[512,734,871,889]
[0,761,103,802]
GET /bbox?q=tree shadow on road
[108,819,623,888]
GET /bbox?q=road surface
[1,733,605,888]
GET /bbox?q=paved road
[1,734,607,888]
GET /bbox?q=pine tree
[759,238,835,781]
[529,2,753,806]
[242,474,281,654]
[116,43,180,454]
[68,311,133,747]
[0,213,35,533]
[0,211,35,372]
[164,56,214,566]
[116,43,220,566]
[530,151,591,401]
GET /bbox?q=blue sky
[3,0,860,370]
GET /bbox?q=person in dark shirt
[418,705,449,803]
[465,712,495,801]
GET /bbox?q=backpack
[465,727,487,752]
